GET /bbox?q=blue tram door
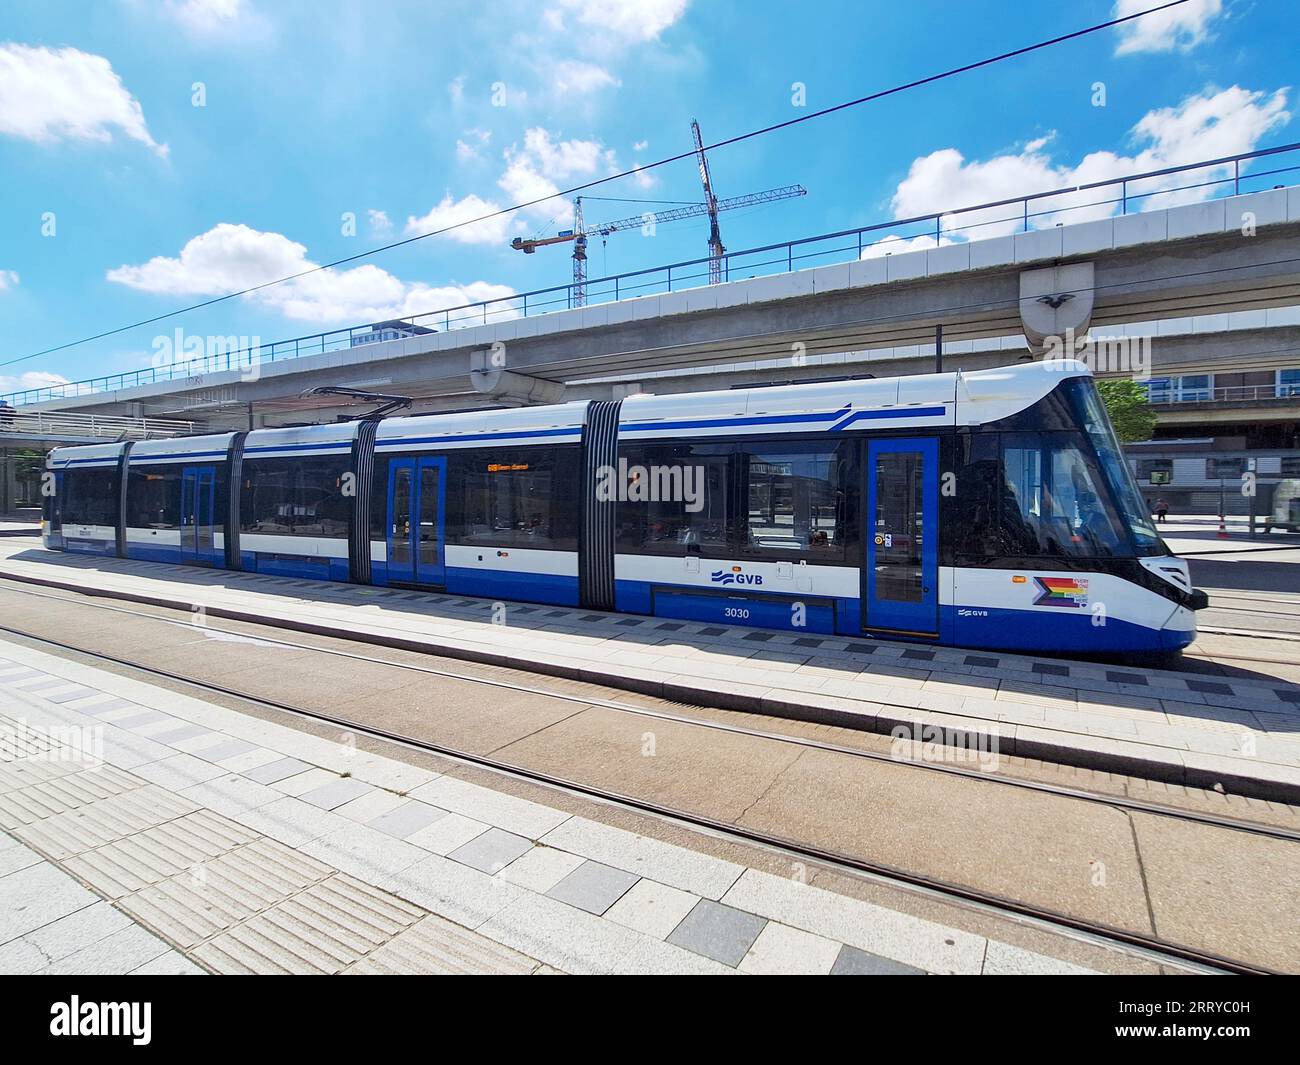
[386,457,446,585]
[864,438,938,636]
[180,465,218,565]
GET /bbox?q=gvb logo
[711,566,762,586]
[50,997,151,1045]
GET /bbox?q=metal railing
[7,140,1300,408]
[1148,384,1300,405]
[0,409,197,440]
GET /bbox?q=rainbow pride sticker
[1032,576,1090,608]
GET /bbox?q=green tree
[1096,378,1157,443]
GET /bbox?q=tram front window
[1001,432,1128,557]
[1070,380,1163,555]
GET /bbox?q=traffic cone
[1217,514,1229,539]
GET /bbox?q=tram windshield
[1069,378,1163,556]
[957,378,1166,560]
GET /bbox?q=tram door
[180,465,218,565]
[386,457,446,586]
[864,438,938,636]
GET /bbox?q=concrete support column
[1020,262,1095,356]
[0,449,15,516]
[469,349,566,405]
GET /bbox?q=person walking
[1154,497,1170,524]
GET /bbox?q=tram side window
[739,441,844,558]
[62,468,119,526]
[1000,432,1128,557]
[614,442,731,553]
[126,466,182,529]
[950,434,1003,556]
[454,448,579,551]
[240,457,352,538]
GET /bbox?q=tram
[42,359,1206,654]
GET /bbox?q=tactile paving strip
[63,810,261,898]
[191,874,425,975]
[0,764,143,828]
[11,785,199,860]
[344,912,539,975]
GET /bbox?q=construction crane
[510,120,805,306]
[691,118,724,285]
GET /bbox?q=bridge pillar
[469,349,566,405]
[0,449,18,516]
[1019,262,1095,356]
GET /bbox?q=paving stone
[36,922,171,976]
[542,816,744,899]
[722,868,986,974]
[448,827,534,875]
[129,950,206,975]
[478,891,641,975]
[0,935,49,974]
[132,752,227,791]
[149,722,216,746]
[982,940,1098,975]
[298,777,375,811]
[603,878,700,940]
[368,799,448,840]
[382,853,522,930]
[546,860,639,916]
[242,756,314,785]
[498,845,585,893]
[404,812,489,855]
[408,776,567,838]
[831,943,925,975]
[739,921,843,975]
[666,898,766,967]
[192,737,258,763]
[611,934,735,975]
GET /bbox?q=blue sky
[0,0,1296,395]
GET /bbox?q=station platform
[1,540,1298,804]
[0,637,1104,975]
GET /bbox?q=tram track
[3,578,1300,973]
[0,613,1280,977]
[1,578,1296,844]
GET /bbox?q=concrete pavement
[0,638,1109,975]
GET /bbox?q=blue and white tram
[42,360,1207,656]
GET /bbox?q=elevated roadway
[15,187,1300,427]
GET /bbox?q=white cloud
[1114,0,1223,56]
[548,59,620,97]
[404,193,514,245]
[0,370,69,393]
[160,0,270,39]
[455,127,491,163]
[889,85,1290,240]
[633,140,648,152]
[0,270,18,290]
[498,127,618,220]
[106,222,515,324]
[0,43,167,157]
[859,234,953,260]
[546,0,688,42]
[367,209,392,236]
[447,74,466,105]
